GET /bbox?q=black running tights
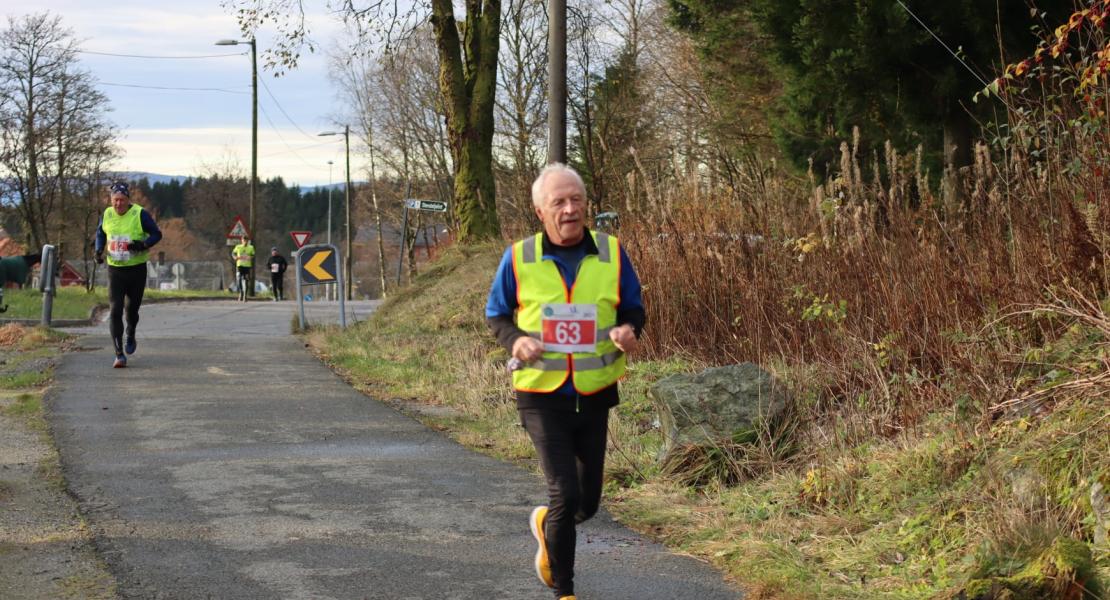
[108,263,147,346]
[520,405,610,598]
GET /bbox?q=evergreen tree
[670,0,1072,170]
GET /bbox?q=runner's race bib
[271,263,280,273]
[541,303,597,353]
[107,234,131,262]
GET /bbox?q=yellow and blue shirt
[95,205,162,267]
[486,229,644,409]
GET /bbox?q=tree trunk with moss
[430,0,501,242]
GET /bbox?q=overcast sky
[3,0,356,187]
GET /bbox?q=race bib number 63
[541,303,597,353]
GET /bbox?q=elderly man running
[95,181,162,368]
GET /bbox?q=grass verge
[2,285,232,320]
[305,243,1108,599]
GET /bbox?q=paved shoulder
[49,301,740,599]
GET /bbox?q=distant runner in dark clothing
[266,247,287,301]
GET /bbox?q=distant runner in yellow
[232,236,255,302]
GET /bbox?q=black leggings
[108,263,147,346]
[520,406,609,598]
[270,274,284,298]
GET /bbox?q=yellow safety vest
[511,231,625,394]
[233,243,254,267]
[101,205,149,267]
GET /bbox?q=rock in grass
[953,537,1102,600]
[649,363,789,463]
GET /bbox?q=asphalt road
[48,301,741,600]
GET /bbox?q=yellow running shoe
[558,597,577,600]
[530,505,554,588]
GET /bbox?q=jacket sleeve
[485,246,526,352]
[140,210,162,247]
[94,215,106,254]
[616,245,646,338]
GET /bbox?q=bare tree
[183,151,250,259]
[0,13,115,250]
[67,128,118,289]
[494,0,547,233]
[567,5,606,213]
[330,44,393,297]
[225,0,502,242]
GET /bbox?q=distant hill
[110,171,189,186]
[111,172,348,192]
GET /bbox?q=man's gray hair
[531,163,586,207]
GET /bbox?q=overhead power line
[78,50,248,59]
[893,0,990,89]
[257,76,317,141]
[97,81,250,94]
[258,139,339,159]
[258,102,321,170]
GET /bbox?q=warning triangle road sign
[290,231,312,249]
[226,216,250,239]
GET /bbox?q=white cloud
[9,0,352,184]
[115,126,360,186]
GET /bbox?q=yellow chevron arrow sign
[304,249,335,281]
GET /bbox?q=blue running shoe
[125,336,136,355]
[113,354,127,368]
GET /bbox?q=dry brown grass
[0,323,30,346]
[607,129,1107,448]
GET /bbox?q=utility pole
[547,0,567,164]
[250,37,257,297]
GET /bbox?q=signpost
[226,215,250,245]
[397,199,449,285]
[290,231,312,249]
[294,243,346,330]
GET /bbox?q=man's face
[241,237,248,246]
[110,192,129,215]
[535,171,587,246]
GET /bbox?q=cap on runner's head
[109,181,130,197]
[271,247,278,252]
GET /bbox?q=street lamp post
[326,160,333,246]
[326,159,334,301]
[215,37,258,296]
[318,126,352,300]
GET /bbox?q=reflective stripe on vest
[511,231,625,394]
[102,205,149,267]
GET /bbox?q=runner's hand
[127,241,147,252]
[95,251,104,264]
[609,324,639,354]
[512,336,544,362]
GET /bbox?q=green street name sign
[404,199,448,213]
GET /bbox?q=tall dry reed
[617,126,1107,444]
